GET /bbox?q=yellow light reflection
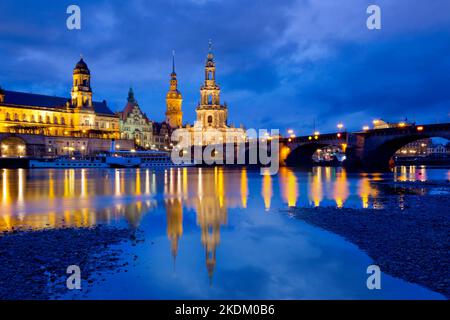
[261,172,273,211]
[135,169,141,195]
[333,169,349,208]
[80,169,87,198]
[114,170,121,196]
[145,169,151,195]
[309,168,323,207]
[240,168,248,208]
[279,167,298,207]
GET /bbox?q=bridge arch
[0,136,27,157]
[362,133,450,170]
[285,142,334,166]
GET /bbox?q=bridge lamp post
[337,123,344,132]
[363,126,370,131]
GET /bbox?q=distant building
[0,58,133,157]
[152,121,173,150]
[427,143,449,157]
[118,88,153,149]
[373,118,413,129]
[395,138,431,157]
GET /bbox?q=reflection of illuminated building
[333,169,349,208]
[186,168,228,283]
[308,167,323,207]
[279,167,298,207]
[261,172,273,211]
[165,199,183,264]
[0,169,155,232]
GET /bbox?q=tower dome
[73,57,90,75]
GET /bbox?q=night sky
[0,0,449,134]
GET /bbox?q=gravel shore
[287,182,450,298]
[0,225,140,300]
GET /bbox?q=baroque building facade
[0,58,133,157]
[186,42,245,146]
[118,88,153,149]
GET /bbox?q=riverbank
[286,182,450,298]
[0,225,141,300]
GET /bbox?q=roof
[1,90,115,116]
[153,121,173,135]
[73,58,90,75]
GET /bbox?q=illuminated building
[395,138,431,157]
[118,88,153,149]
[0,58,133,157]
[165,52,183,129]
[186,41,245,145]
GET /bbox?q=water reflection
[0,166,448,282]
[394,165,427,182]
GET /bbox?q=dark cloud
[0,0,449,133]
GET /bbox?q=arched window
[61,117,65,125]
[5,113,10,121]
[207,115,213,125]
[14,113,19,121]
[53,116,58,124]
[208,95,213,105]
[46,116,51,123]
[38,115,43,123]
[22,114,27,122]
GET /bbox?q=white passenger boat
[114,150,195,168]
[29,154,140,168]
[29,155,109,168]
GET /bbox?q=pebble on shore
[0,225,140,300]
[287,183,450,299]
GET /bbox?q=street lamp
[337,123,344,131]
[363,126,370,131]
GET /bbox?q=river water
[0,166,448,299]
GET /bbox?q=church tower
[165,51,183,128]
[196,41,228,128]
[71,57,93,109]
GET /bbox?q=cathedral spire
[127,87,136,104]
[166,51,183,128]
[206,39,214,63]
[172,50,176,75]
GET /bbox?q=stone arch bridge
[280,123,450,171]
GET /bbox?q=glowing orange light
[417,126,424,131]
